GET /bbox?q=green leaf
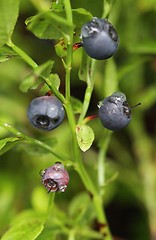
[72,8,93,28]
[70,96,83,114]
[76,124,95,152]
[36,228,57,240]
[55,38,68,58]
[0,0,19,47]
[69,192,92,218]
[49,73,61,90]
[1,210,44,240]
[0,45,17,62]
[19,60,54,93]
[0,137,21,155]
[51,0,64,12]
[26,11,74,42]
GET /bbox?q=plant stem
[45,192,55,224]
[0,122,72,164]
[78,59,96,123]
[7,41,38,69]
[98,131,112,195]
[63,2,113,239]
[64,0,73,101]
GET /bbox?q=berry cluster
[26,18,138,192]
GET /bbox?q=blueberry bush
[0,0,156,239]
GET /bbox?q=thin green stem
[64,0,73,101]
[0,122,72,164]
[102,0,115,18]
[93,195,112,240]
[98,131,112,195]
[62,2,113,239]
[64,0,73,29]
[78,59,96,124]
[45,193,55,224]
[7,41,38,69]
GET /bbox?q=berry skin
[40,162,69,193]
[98,92,131,131]
[81,17,119,60]
[27,96,65,131]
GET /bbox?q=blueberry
[98,92,131,131]
[40,162,69,192]
[81,17,119,60]
[27,96,65,131]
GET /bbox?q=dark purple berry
[40,162,69,193]
[27,96,65,131]
[81,17,119,60]
[98,92,131,130]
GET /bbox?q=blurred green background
[0,0,156,239]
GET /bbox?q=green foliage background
[0,0,156,239]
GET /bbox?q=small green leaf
[0,137,21,155]
[26,11,74,42]
[19,60,54,93]
[52,0,64,12]
[0,0,19,47]
[36,229,57,240]
[76,124,95,152]
[19,74,38,93]
[72,8,93,28]
[35,60,54,78]
[55,38,67,58]
[49,73,61,90]
[69,192,91,217]
[0,45,17,62]
[1,210,44,240]
[71,96,83,114]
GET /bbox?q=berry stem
[98,131,112,196]
[64,0,73,101]
[45,192,55,224]
[78,58,96,123]
[63,2,113,239]
[102,0,115,18]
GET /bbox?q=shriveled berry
[81,17,119,60]
[27,96,65,131]
[98,92,131,130]
[40,162,69,193]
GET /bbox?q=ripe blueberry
[98,92,131,131]
[40,162,69,193]
[81,17,119,60]
[27,96,65,131]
